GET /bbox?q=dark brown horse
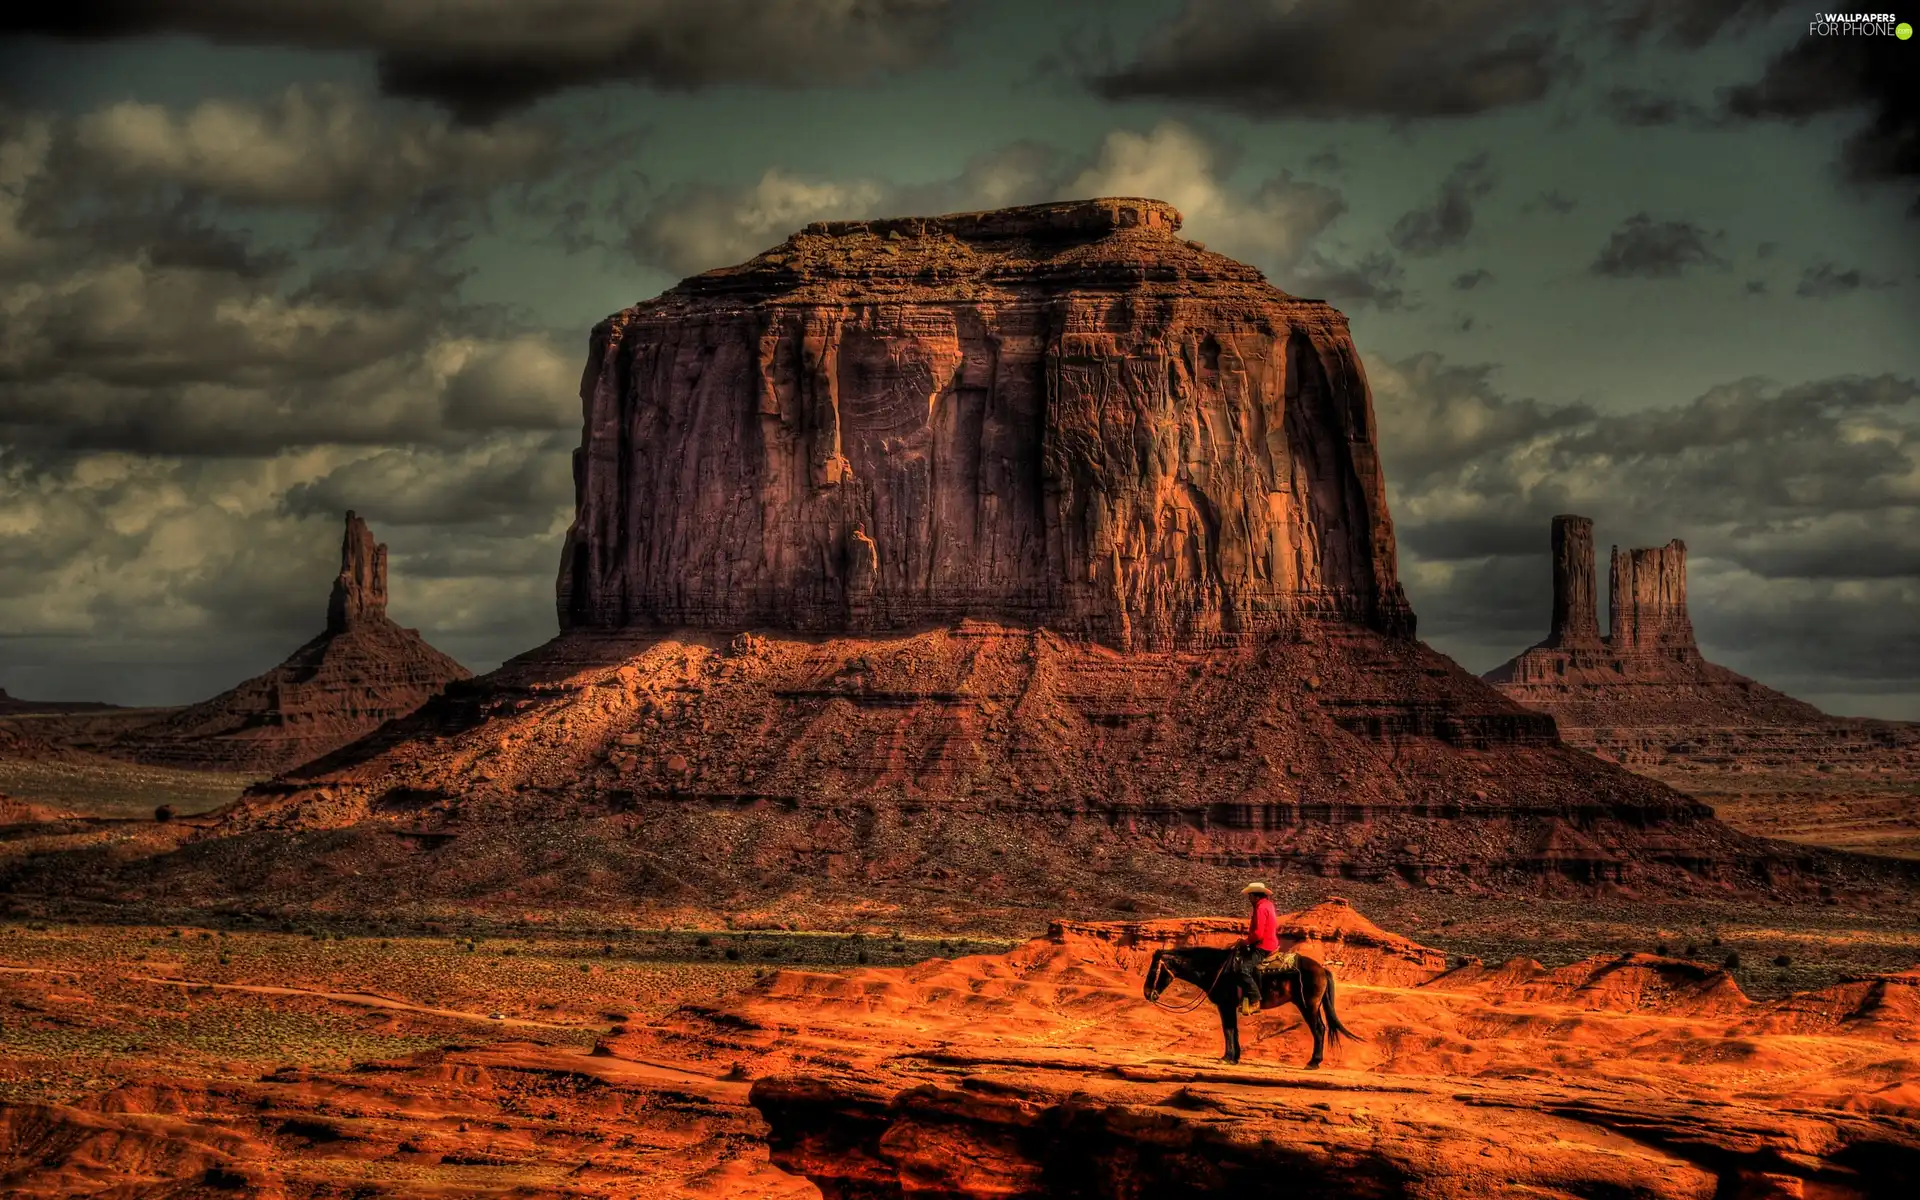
[1142,946,1361,1067]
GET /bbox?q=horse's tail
[1322,970,1364,1043]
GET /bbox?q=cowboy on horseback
[1236,881,1279,1015]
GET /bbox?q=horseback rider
[1236,882,1279,1015]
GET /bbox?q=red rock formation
[171,205,1860,907]
[604,907,1920,1199]
[1487,517,1920,858]
[1547,515,1601,647]
[106,513,470,776]
[558,198,1413,650]
[1487,517,1814,717]
[1609,539,1694,655]
[326,511,389,634]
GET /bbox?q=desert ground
[4,883,1918,1197]
[7,669,1920,1196]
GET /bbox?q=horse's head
[1143,950,1172,1002]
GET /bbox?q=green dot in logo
[1898,21,1914,39]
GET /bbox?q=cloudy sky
[1,0,1915,717]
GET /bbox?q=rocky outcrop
[607,907,1920,1200]
[326,511,390,634]
[1546,514,1601,647]
[1487,516,1821,721]
[106,513,470,776]
[1487,517,1920,859]
[558,197,1413,650]
[1610,539,1694,655]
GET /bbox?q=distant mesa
[106,511,470,776]
[1485,515,1920,859]
[0,687,124,716]
[1486,514,1829,727]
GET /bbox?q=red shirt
[1246,897,1280,953]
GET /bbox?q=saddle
[1256,950,1301,977]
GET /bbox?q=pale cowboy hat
[1240,882,1271,895]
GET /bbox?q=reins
[1148,952,1234,1014]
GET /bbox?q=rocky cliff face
[108,513,470,775]
[558,198,1412,650]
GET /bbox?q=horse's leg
[1298,979,1327,1069]
[1217,1001,1240,1064]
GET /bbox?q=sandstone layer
[165,618,1875,927]
[559,198,1412,650]
[106,513,471,776]
[1487,516,1920,858]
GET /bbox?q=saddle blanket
[1257,950,1301,976]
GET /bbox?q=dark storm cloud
[1794,260,1896,300]
[0,86,593,692]
[4,0,957,122]
[1371,351,1920,692]
[1601,86,1705,127]
[1588,213,1728,278]
[1522,189,1578,216]
[1369,353,1592,486]
[1283,251,1407,311]
[1092,0,1562,119]
[1089,0,1796,122]
[1452,268,1494,290]
[1603,0,1790,47]
[1389,153,1495,256]
[0,91,591,459]
[1721,32,1919,212]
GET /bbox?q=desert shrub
[724,947,739,961]
[1773,954,1791,968]
[1723,951,1742,969]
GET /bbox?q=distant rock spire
[326,511,389,634]
[1546,515,1601,647]
[1609,540,1694,654]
